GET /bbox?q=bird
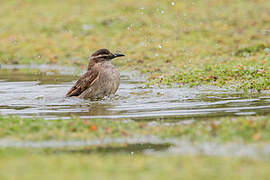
[66,49,125,99]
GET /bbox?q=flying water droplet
[140,41,146,47]
[264,48,270,53]
[161,10,165,14]
[127,24,133,31]
[171,2,175,6]
[158,44,162,49]
[82,24,94,31]
[140,6,145,15]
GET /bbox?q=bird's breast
[98,63,120,95]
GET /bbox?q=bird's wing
[66,69,100,97]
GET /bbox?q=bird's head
[87,49,125,70]
[90,49,125,62]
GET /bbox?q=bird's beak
[112,53,125,59]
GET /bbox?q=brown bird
[66,49,125,99]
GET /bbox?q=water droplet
[82,24,93,31]
[127,24,133,31]
[140,41,145,47]
[131,152,134,155]
[140,7,145,10]
[264,48,270,53]
[38,55,41,59]
[155,53,159,57]
[158,44,162,49]
[161,10,165,14]
[171,2,175,6]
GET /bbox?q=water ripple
[1,65,270,121]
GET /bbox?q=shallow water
[3,64,270,156]
[1,65,270,121]
[1,137,270,160]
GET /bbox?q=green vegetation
[1,0,270,178]
[0,115,270,179]
[1,151,270,180]
[1,115,270,143]
[0,0,269,90]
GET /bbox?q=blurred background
[0,1,270,179]
[0,0,269,75]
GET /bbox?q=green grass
[1,115,270,179]
[1,115,270,143]
[0,0,269,90]
[0,151,270,180]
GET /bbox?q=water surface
[1,65,270,121]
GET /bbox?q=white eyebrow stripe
[91,54,110,59]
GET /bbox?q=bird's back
[78,61,120,99]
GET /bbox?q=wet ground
[2,64,270,157]
[2,65,270,121]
